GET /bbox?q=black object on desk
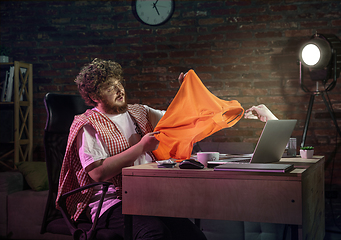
[179,159,204,169]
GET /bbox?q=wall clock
[132,0,175,26]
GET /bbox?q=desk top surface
[122,156,324,181]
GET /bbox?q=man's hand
[244,104,278,122]
[139,131,160,152]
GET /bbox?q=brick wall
[1,0,341,184]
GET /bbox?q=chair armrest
[58,182,112,240]
[59,182,111,201]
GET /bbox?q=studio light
[299,37,332,69]
[298,33,341,147]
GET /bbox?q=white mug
[197,152,219,167]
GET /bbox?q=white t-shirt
[77,105,165,222]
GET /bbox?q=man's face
[98,79,127,114]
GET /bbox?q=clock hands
[152,0,160,15]
[134,0,174,26]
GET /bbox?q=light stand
[299,33,341,147]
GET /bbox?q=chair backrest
[41,93,92,234]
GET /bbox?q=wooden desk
[122,156,325,240]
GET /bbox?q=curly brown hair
[75,58,125,106]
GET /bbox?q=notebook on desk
[212,119,297,172]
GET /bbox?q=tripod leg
[321,93,341,138]
[301,94,315,148]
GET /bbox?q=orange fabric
[153,70,244,160]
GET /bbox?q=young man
[56,58,277,240]
[56,58,206,240]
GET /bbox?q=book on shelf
[5,66,14,102]
[19,67,27,101]
[1,70,9,101]
[1,66,27,102]
[1,66,14,102]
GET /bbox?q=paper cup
[197,152,219,167]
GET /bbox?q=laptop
[212,119,297,173]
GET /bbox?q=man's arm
[85,131,159,182]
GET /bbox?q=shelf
[0,101,30,105]
[0,101,14,105]
[0,61,33,169]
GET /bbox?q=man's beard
[101,96,128,114]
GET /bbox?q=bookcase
[0,61,33,169]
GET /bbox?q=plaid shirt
[56,104,155,221]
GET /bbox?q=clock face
[132,0,175,26]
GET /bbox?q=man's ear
[89,94,100,104]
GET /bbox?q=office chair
[41,93,122,240]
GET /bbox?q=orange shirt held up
[153,70,244,160]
